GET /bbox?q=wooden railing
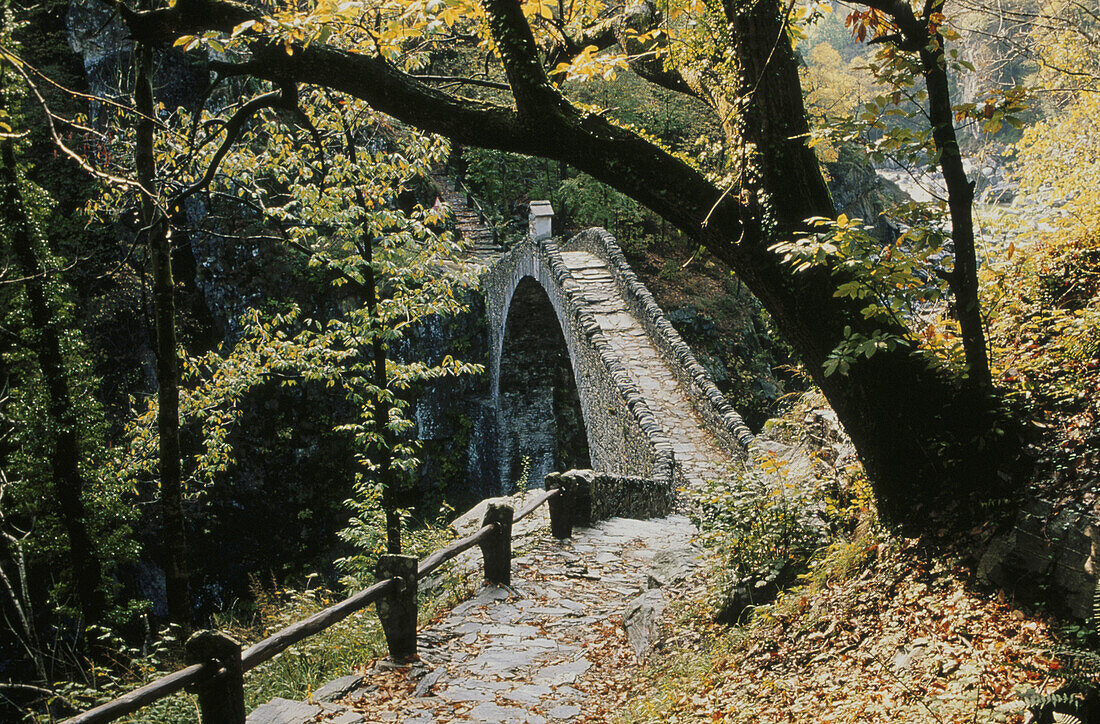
[63,486,571,724]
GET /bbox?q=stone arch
[481,232,683,497]
[496,276,591,490]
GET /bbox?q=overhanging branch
[118,0,747,243]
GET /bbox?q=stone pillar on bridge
[528,200,554,241]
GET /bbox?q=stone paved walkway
[437,176,504,262]
[560,250,735,487]
[304,511,695,723]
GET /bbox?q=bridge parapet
[562,228,754,453]
[545,469,675,530]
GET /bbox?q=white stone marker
[528,200,554,241]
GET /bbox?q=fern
[1052,713,1086,724]
[1025,580,1100,724]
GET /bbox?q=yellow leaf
[231,20,256,38]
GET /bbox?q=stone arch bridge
[468,202,754,515]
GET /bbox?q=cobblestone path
[437,176,504,261]
[559,250,735,488]
[298,510,696,724]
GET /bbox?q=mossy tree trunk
[0,134,105,628]
[135,40,190,631]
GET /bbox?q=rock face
[823,146,908,243]
[977,498,1100,619]
[713,560,796,626]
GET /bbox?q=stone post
[544,472,574,539]
[479,501,514,585]
[528,201,554,242]
[375,554,418,663]
[565,470,594,529]
[185,630,245,724]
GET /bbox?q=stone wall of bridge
[480,234,676,491]
[562,229,754,453]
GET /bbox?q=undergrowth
[621,395,1057,723]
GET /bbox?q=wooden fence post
[184,630,245,724]
[375,554,418,663]
[479,502,513,585]
[544,472,574,539]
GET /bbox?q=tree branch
[544,15,618,71]
[412,74,511,91]
[117,0,745,240]
[479,0,565,117]
[856,0,927,45]
[120,0,256,43]
[172,89,283,204]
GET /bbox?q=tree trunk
[333,102,403,555]
[0,136,104,626]
[135,41,190,631]
[921,43,992,390]
[709,0,1005,521]
[365,250,401,555]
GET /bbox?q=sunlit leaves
[551,44,630,82]
[844,8,894,44]
[521,0,555,21]
[770,210,958,375]
[110,86,483,505]
[1013,92,1100,234]
[952,86,1029,135]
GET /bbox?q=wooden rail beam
[241,578,399,670]
[61,664,208,724]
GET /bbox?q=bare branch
[0,50,147,194]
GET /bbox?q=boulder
[624,589,667,660]
[246,698,322,724]
[646,547,697,589]
[310,674,365,703]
